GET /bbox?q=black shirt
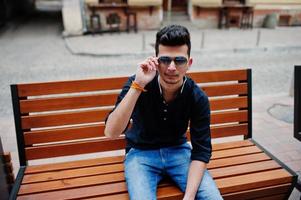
[112,74,212,163]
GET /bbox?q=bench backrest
[11,69,252,166]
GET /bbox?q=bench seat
[15,140,293,199]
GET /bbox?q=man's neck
[158,76,183,103]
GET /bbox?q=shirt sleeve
[189,87,212,163]
[104,76,135,128]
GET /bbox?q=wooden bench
[9,69,298,199]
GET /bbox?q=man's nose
[167,61,176,71]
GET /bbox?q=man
[105,25,223,200]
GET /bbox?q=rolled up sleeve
[190,91,212,163]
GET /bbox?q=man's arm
[183,88,212,199]
[105,87,142,138]
[183,160,206,200]
[104,56,158,138]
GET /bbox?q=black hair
[155,25,191,57]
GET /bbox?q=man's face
[157,44,192,86]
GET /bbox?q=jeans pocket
[124,147,136,161]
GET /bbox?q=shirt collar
[157,75,187,95]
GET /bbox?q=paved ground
[0,12,301,198]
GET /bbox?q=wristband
[131,81,147,92]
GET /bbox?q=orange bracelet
[131,81,147,92]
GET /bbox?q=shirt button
[164,109,167,112]
[163,118,167,121]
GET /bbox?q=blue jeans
[124,142,223,200]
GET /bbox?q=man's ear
[188,57,193,68]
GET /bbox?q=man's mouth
[165,73,178,77]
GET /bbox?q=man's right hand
[135,56,158,88]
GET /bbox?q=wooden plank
[210,160,281,179]
[25,138,126,160]
[208,153,271,169]
[211,146,261,159]
[17,77,128,97]
[254,194,287,200]
[212,140,253,151]
[84,186,183,200]
[211,110,248,125]
[25,156,124,174]
[21,109,111,129]
[202,83,247,97]
[23,123,247,146]
[210,96,248,111]
[216,169,292,194]
[20,93,118,113]
[211,123,248,138]
[223,183,291,200]
[17,183,183,200]
[16,70,247,97]
[22,164,124,184]
[17,181,128,200]
[19,172,125,194]
[188,69,247,83]
[24,124,106,145]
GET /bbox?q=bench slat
[216,169,292,194]
[25,138,126,160]
[24,124,106,145]
[188,70,247,83]
[202,83,247,97]
[85,186,183,200]
[212,140,253,151]
[254,194,287,200]
[18,183,183,200]
[17,181,128,200]
[19,84,248,114]
[208,153,271,169]
[210,96,248,111]
[21,109,248,129]
[211,123,248,138]
[20,93,118,114]
[211,110,248,125]
[223,183,291,200]
[211,146,261,159]
[25,156,124,174]
[19,172,125,195]
[210,160,281,179]
[22,163,124,184]
[23,123,248,145]
[17,77,128,97]
[16,70,247,97]
[21,109,111,129]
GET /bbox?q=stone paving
[0,12,301,198]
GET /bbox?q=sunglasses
[158,56,188,67]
